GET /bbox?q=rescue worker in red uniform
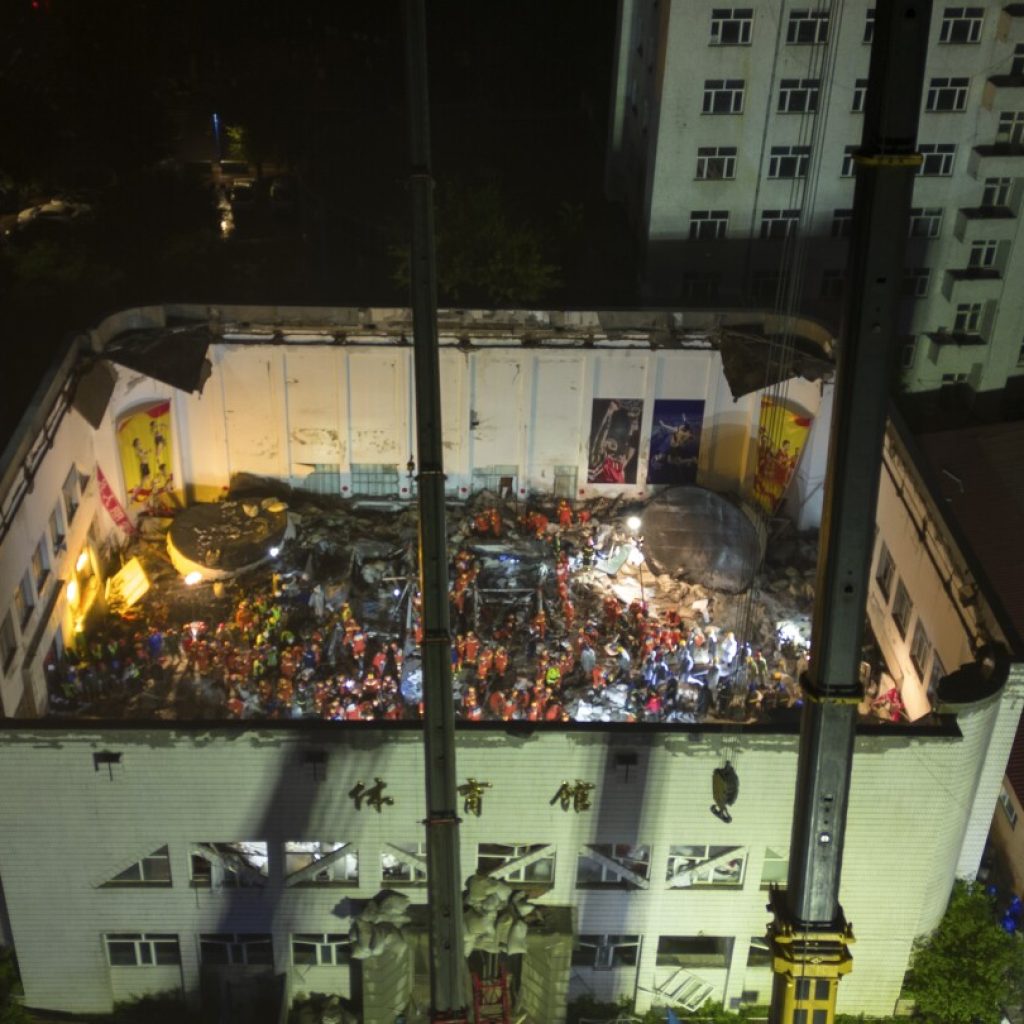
[557,500,573,528]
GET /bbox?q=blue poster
[647,399,704,485]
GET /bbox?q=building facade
[0,304,1019,1023]
[607,0,1024,409]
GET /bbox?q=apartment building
[607,0,1024,410]
[0,304,1019,1023]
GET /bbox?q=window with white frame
[696,145,737,180]
[999,787,1018,829]
[996,111,1024,145]
[477,843,555,884]
[908,207,943,238]
[939,6,983,44]
[702,79,745,113]
[760,847,788,888]
[102,846,172,887]
[841,145,858,177]
[296,463,341,496]
[381,841,428,884]
[786,9,828,43]
[926,77,969,112]
[778,79,819,113]
[910,620,932,678]
[471,465,517,496]
[48,502,65,552]
[199,933,274,966]
[954,302,982,332]
[657,935,733,968]
[0,611,16,671]
[62,467,80,523]
[902,268,931,298]
[831,208,853,238]
[768,145,811,178]
[105,933,180,967]
[820,270,844,300]
[875,540,895,599]
[982,177,1012,208]
[941,372,968,386]
[689,209,729,240]
[852,78,868,113]
[350,463,399,497]
[864,7,875,43]
[748,936,773,967]
[918,144,956,176]
[31,537,50,594]
[666,845,746,888]
[190,842,269,887]
[13,572,34,630]
[292,933,350,966]
[577,844,651,889]
[710,8,753,45]
[553,465,578,499]
[572,934,640,970]
[892,579,913,637]
[969,240,999,269]
[760,209,800,240]
[284,841,357,885]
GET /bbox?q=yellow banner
[116,401,176,514]
[752,398,812,514]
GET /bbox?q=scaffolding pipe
[403,0,469,1019]
[769,2,931,1021]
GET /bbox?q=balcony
[941,267,1003,302]
[982,75,1024,111]
[924,329,988,350]
[997,5,1024,42]
[968,144,1024,179]
[954,206,1017,242]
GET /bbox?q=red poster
[96,464,136,536]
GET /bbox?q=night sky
[0,0,633,446]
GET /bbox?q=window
[929,654,946,696]
[760,209,800,239]
[62,467,80,523]
[831,208,853,238]
[284,841,357,885]
[999,787,1018,829]
[666,845,746,888]
[926,77,969,112]
[48,504,65,552]
[918,144,956,176]
[382,841,428,885]
[190,842,269,888]
[982,177,1012,208]
[572,935,640,970]
[1013,43,1024,77]
[689,209,729,240]
[577,844,651,889]
[477,843,555,884]
[748,936,773,967]
[657,936,733,969]
[105,934,180,967]
[471,465,517,496]
[892,579,913,637]
[297,463,341,496]
[199,934,273,966]
[13,572,34,629]
[820,270,844,300]
[681,272,721,302]
[939,7,983,43]
[778,79,820,113]
[852,78,868,113]
[875,541,895,599]
[909,620,932,678]
[864,8,875,43]
[997,111,1024,145]
[350,463,399,497]
[30,539,50,597]
[941,372,968,385]
[0,612,16,671]
[696,145,737,180]
[761,847,788,888]
[553,465,578,499]
[955,302,982,332]
[702,79,745,113]
[710,8,753,45]
[768,145,811,178]
[787,10,828,44]
[103,846,172,887]
[841,146,858,177]
[902,268,931,298]
[292,933,350,966]
[908,207,943,238]
[969,240,999,269]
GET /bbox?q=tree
[905,879,1024,1024]
[0,947,28,1024]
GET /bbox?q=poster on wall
[116,401,177,515]
[647,399,704,485]
[752,397,813,514]
[587,398,643,484]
